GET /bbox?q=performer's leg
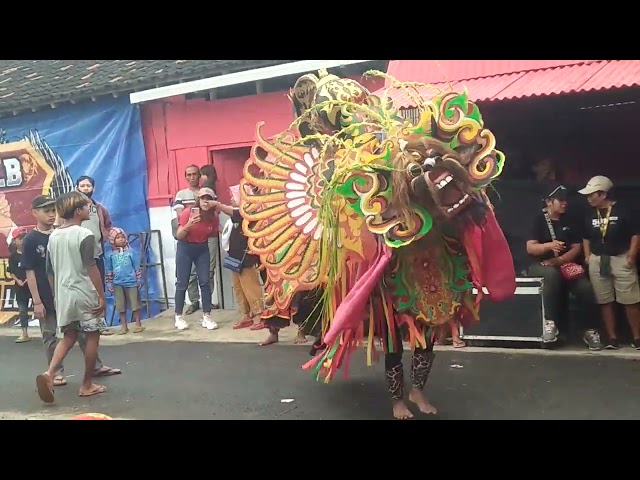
[408,342,437,414]
[384,337,414,420]
[259,325,280,346]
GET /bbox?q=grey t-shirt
[81,201,103,258]
[46,225,103,327]
[173,188,197,219]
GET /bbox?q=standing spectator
[172,165,206,314]
[24,195,121,388]
[526,184,602,350]
[36,192,109,403]
[212,186,264,332]
[174,188,219,331]
[580,176,640,350]
[76,175,113,335]
[8,227,31,343]
[200,164,218,190]
[105,227,144,334]
[199,164,220,309]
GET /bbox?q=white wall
[148,206,236,310]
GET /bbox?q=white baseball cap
[578,175,613,195]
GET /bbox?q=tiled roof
[0,60,296,116]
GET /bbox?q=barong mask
[240,69,515,381]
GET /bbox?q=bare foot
[79,383,108,397]
[409,389,438,415]
[259,332,278,346]
[392,400,414,420]
[294,331,308,344]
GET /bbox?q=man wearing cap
[22,195,121,386]
[580,175,640,350]
[526,184,602,349]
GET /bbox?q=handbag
[223,249,247,273]
[543,211,585,281]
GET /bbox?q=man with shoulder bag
[526,184,602,349]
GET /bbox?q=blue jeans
[175,241,211,315]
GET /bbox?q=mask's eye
[407,162,422,178]
[422,156,441,170]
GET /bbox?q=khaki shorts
[588,254,640,305]
[115,286,141,313]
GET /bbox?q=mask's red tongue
[463,208,516,302]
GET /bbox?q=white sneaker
[542,320,558,343]
[202,313,218,331]
[175,315,189,330]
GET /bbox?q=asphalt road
[2,336,640,420]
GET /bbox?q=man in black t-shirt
[579,175,640,350]
[526,184,601,349]
[23,195,121,387]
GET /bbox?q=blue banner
[0,96,162,326]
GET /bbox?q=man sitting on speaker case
[526,184,602,350]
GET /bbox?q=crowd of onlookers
[170,165,640,352]
[169,165,308,346]
[17,165,640,361]
[526,175,640,351]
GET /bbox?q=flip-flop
[100,330,114,336]
[233,320,253,330]
[93,367,122,377]
[36,374,55,404]
[79,384,107,397]
[53,376,67,387]
[250,322,266,331]
[118,329,129,335]
[133,326,145,333]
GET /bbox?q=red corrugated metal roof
[494,61,608,100]
[376,60,640,107]
[579,60,640,90]
[386,60,594,85]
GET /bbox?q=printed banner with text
[0,97,160,325]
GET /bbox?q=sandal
[233,319,254,330]
[15,336,31,343]
[453,339,466,348]
[79,384,107,397]
[53,375,67,387]
[93,367,122,377]
[118,329,129,335]
[133,326,145,334]
[36,373,55,403]
[250,321,266,331]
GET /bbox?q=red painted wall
[141,76,385,208]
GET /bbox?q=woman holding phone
[174,187,219,331]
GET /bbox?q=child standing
[105,227,144,334]
[8,227,32,343]
[35,192,108,403]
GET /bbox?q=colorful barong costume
[240,69,517,418]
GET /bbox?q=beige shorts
[588,254,640,305]
[114,286,141,313]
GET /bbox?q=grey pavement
[2,335,640,420]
